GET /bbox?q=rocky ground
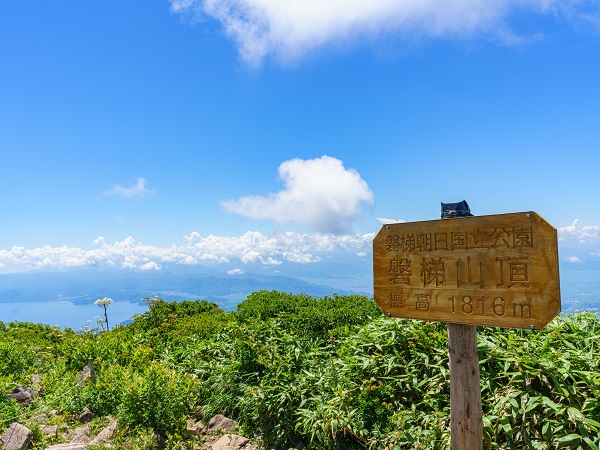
[1,410,300,450]
[1,382,301,450]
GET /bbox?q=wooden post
[88,358,96,385]
[372,208,561,448]
[448,323,482,449]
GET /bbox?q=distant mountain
[0,267,370,311]
[3,258,596,318]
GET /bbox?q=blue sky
[1,0,600,275]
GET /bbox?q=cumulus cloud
[227,268,245,275]
[0,231,374,273]
[102,178,155,199]
[140,261,162,271]
[377,217,406,225]
[558,219,600,244]
[222,156,373,234]
[563,256,583,263]
[170,0,600,65]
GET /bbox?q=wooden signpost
[373,211,561,448]
[373,211,560,330]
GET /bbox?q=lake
[0,269,598,330]
[0,300,148,330]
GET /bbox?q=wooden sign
[373,211,561,330]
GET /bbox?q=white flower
[94,297,113,306]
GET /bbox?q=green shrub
[236,290,316,320]
[125,299,225,359]
[479,313,600,449]
[84,365,132,417]
[296,317,451,449]
[117,362,198,435]
[0,395,19,434]
[130,299,222,334]
[0,322,65,378]
[2,294,600,449]
[61,332,98,372]
[236,291,381,339]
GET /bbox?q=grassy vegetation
[1,291,599,449]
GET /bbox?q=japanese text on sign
[373,212,560,330]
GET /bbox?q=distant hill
[0,267,370,311]
[1,261,597,317]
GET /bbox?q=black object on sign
[441,200,473,219]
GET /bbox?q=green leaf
[585,418,600,429]
[554,434,582,444]
[583,437,600,450]
[542,422,551,435]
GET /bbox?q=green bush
[479,313,600,449]
[1,294,599,449]
[0,322,65,378]
[125,299,225,359]
[117,362,198,435]
[236,290,316,320]
[297,318,452,449]
[236,291,381,339]
[236,322,329,445]
[0,395,19,434]
[130,299,221,334]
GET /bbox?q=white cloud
[563,256,583,263]
[377,217,406,225]
[227,268,245,275]
[102,178,155,199]
[558,219,600,244]
[172,0,196,12]
[140,261,162,271]
[170,0,600,65]
[0,231,374,273]
[92,236,106,246]
[222,156,373,234]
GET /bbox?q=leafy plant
[117,362,198,435]
[1,294,599,449]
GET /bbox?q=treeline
[1,291,599,449]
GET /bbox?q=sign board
[373,211,561,329]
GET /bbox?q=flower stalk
[94,297,113,331]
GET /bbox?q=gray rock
[44,418,116,450]
[70,423,90,443]
[153,433,167,449]
[0,423,33,450]
[210,434,249,450]
[7,386,37,407]
[89,417,117,445]
[39,425,58,438]
[77,366,93,386]
[208,415,238,432]
[186,420,206,436]
[44,444,87,450]
[243,445,262,450]
[77,408,94,424]
[267,445,303,450]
